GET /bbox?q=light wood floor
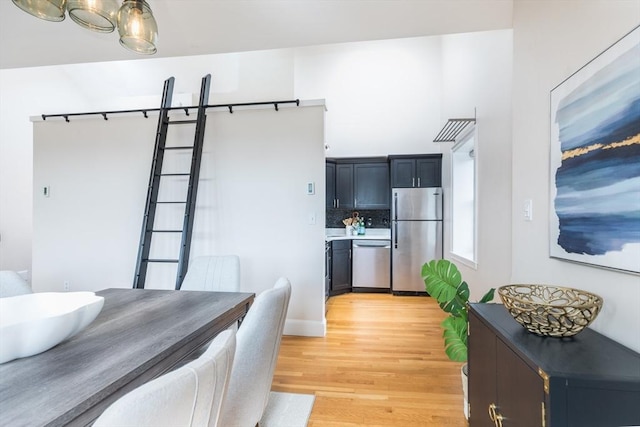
[271,293,468,426]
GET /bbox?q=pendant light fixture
[67,0,119,33]
[11,0,67,22]
[117,0,158,55]
[11,0,158,55]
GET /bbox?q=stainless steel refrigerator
[391,187,443,294]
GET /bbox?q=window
[451,126,477,266]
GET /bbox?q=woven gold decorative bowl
[497,285,603,337]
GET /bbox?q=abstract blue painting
[550,26,640,274]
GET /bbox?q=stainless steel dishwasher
[352,239,391,290]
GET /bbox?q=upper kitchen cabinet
[326,161,336,209]
[390,154,442,188]
[335,163,354,209]
[326,158,390,210]
[354,162,389,209]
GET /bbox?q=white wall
[33,104,326,336]
[0,49,295,275]
[512,1,640,352]
[194,105,326,335]
[33,117,154,291]
[440,30,514,300]
[294,36,443,157]
[0,67,94,277]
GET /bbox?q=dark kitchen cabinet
[326,161,336,209]
[468,304,640,427]
[389,158,415,188]
[330,239,351,295]
[416,158,441,187]
[327,158,390,209]
[325,242,331,301]
[390,155,441,188]
[353,163,390,209]
[335,164,354,209]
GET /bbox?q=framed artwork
[549,26,640,274]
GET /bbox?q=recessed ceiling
[0,0,513,69]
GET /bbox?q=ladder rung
[159,173,190,176]
[162,146,193,150]
[169,120,197,124]
[145,259,180,263]
[149,230,183,233]
[154,201,187,204]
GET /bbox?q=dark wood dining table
[0,288,254,427]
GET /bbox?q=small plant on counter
[421,259,495,362]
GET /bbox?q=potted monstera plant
[421,259,495,419]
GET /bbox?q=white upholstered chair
[93,329,236,427]
[181,255,241,292]
[218,278,292,427]
[0,271,32,298]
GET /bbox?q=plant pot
[461,363,469,420]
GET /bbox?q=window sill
[450,252,477,270]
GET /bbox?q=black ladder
[133,74,211,290]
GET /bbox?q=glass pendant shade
[67,0,119,33]
[12,0,67,22]
[117,0,158,55]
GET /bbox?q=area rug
[259,391,316,427]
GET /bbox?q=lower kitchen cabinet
[468,304,640,427]
[330,240,351,295]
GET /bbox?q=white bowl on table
[0,292,104,364]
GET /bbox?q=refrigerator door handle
[394,221,398,249]
[393,192,398,221]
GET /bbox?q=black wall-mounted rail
[40,99,301,122]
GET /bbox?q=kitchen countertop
[326,228,391,242]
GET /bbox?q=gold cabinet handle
[488,403,504,427]
[488,403,497,421]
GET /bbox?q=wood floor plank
[272,293,468,426]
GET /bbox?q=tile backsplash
[326,209,390,229]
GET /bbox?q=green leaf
[421,259,492,363]
[442,316,468,362]
[422,260,471,317]
[479,288,495,303]
[421,260,462,313]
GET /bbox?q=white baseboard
[283,318,326,337]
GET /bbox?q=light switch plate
[524,199,533,221]
[307,182,315,195]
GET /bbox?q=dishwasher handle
[352,240,391,249]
